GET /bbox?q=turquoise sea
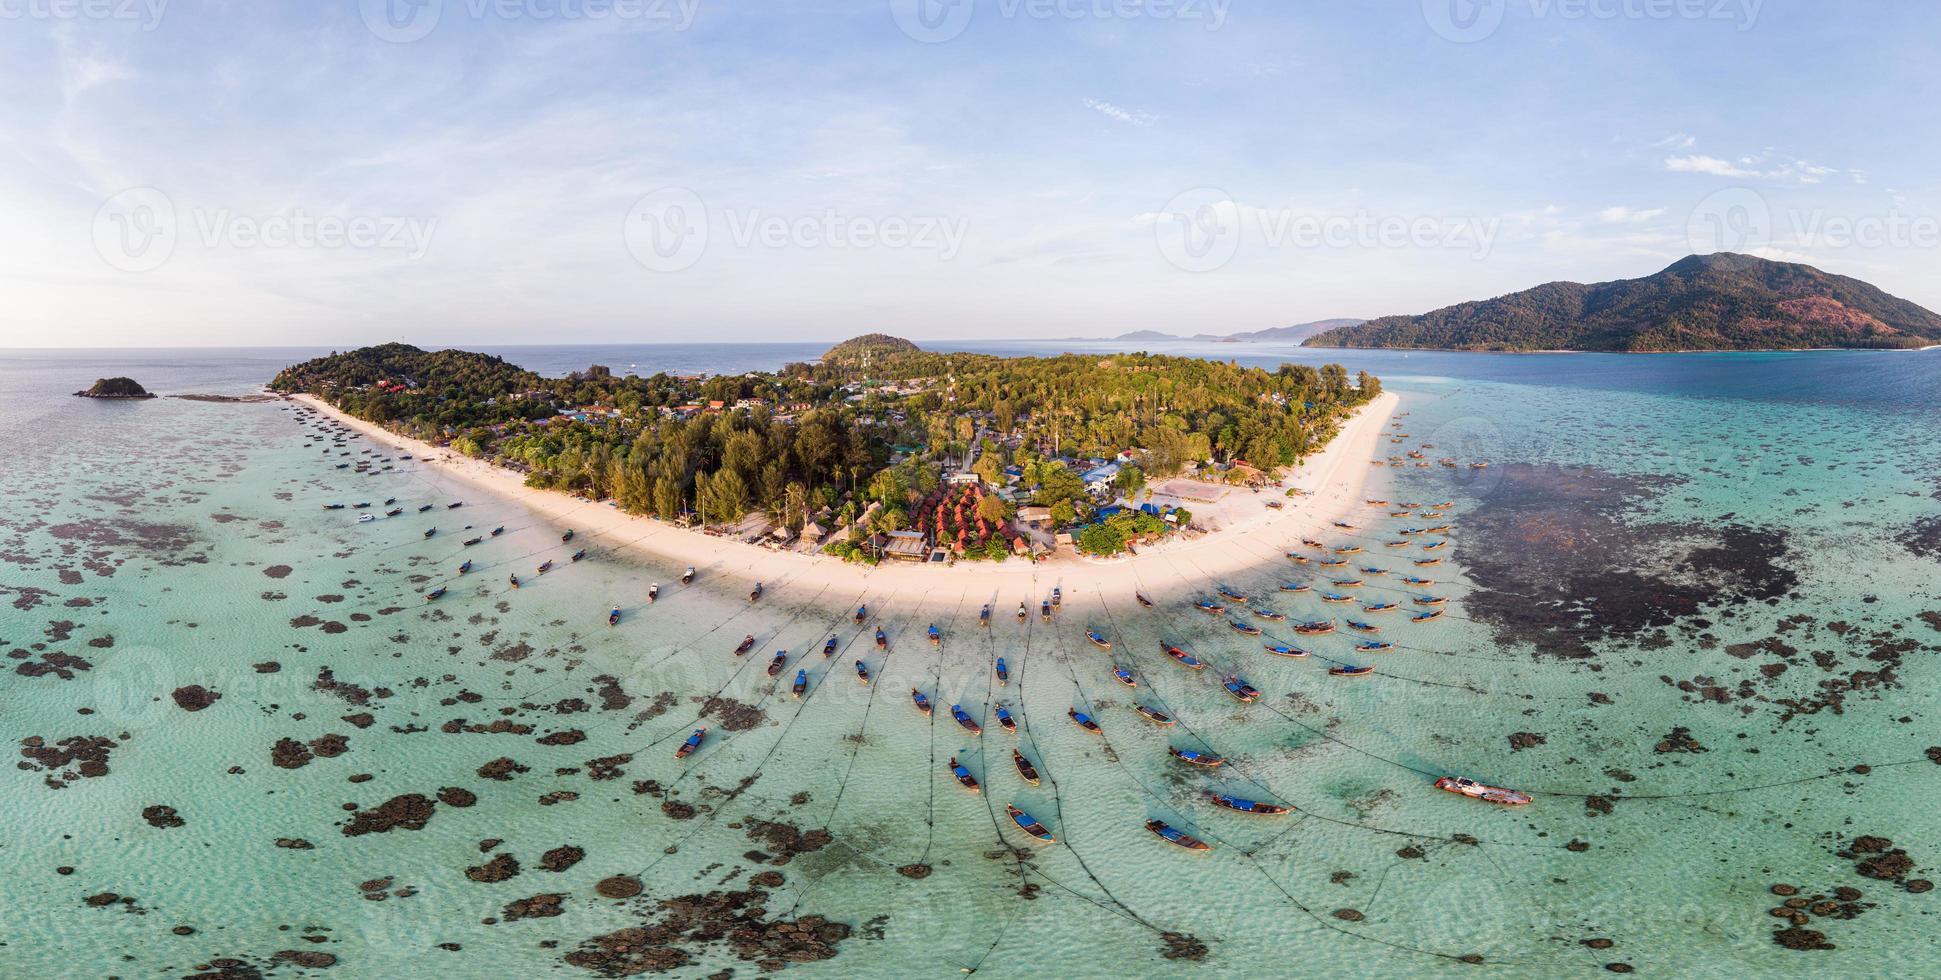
[1,342,1937,978]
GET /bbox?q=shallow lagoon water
[1,345,1937,977]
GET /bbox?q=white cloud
[1653,132,1697,149]
[1599,206,1666,224]
[1664,154,1754,178]
[1664,152,1838,185]
[1083,98,1154,127]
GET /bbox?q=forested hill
[1303,253,1941,351]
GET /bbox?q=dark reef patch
[1459,463,1798,658]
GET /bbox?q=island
[270,336,1385,565]
[73,377,156,399]
[1303,253,1941,352]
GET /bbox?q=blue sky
[3,0,1937,346]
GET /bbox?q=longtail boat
[1294,620,1336,636]
[949,757,980,793]
[425,586,446,602]
[1403,576,1435,586]
[606,607,619,626]
[1068,709,1102,734]
[418,504,433,513]
[1169,745,1224,767]
[423,527,437,539]
[1332,579,1364,589]
[928,624,941,645]
[1217,586,1247,603]
[385,508,403,517]
[1017,602,1028,622]
[1422,541,1448,551]
[1253,607,1287,621]
[996,704,1017,733]
[1223,676,1260,703]
[1207,792,1290,816]
[1087,630,1112,650]
[951,704,982,735]
[461,536,483,547]
[1229,619,1261,636]
[1319,558,1349,569]
[767,651,787,676]
[447,501,464,509]
[1012,750,1041,785]
[748,581,762,600]
[855,660,871,684]
[1136,592,1154,608]
[508,574,520,589]
[1007,804,1054,843]
[490,526,504,536]
[1147,820,1212,852]
[912,689,932,714]
[1321,593,1353,604]
[1330,664,1375,677]
[1415,558,1444,567]
[1414,595,1447,606]
[854,605,868,623]
[1280,583,1310,593]
[1346,620,1380,634]
[1435,775,1531,806]
[1264,643,1308,659]
[1413,609,1445,623]
[1387,540,1410,548]
[570,549,586,562]
[459,560,474,575]
[995,657,1009,684]
[681,565,695,584]
[537,559,553,574]
[733,635,756,655]
[1332,521,1356,530]
[1357,641,1396,652]
[792,669,807,698]
[1194,599,1226,614]
[1112,667,1136,688]
[1051,588,1061,606]
[875,628,888,649]
[1286,553,1310,564]
[675,728,706,759]
[1400,527,1425,536]
[561,529,574,542]
[648,583,659,601]
[1302,538,1324,549]
[1135,705,1175,726]
[823,635,838,657]
[1361,566,1387,576]
[1334,546,1363,556]
[1364,602,1399,614]
[1040,601,1052,621]
[1164,644,1205,670]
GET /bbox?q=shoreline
[290,390,1399,603]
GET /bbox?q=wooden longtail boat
[1333,546,1363,555]
[1294,620,1336,636]
[425,587,447,602]
[1402,576,1435,586]
[767,652,787,676]
[1280,583,1310,593]
[995,657,1009,683]
[1164,644,1206,669]
[734,635,756,655]
[1321,593,1353,604]
[1147,820,1211,851]
[1069,709,1102,734]
[1330,665,1375,677]
[1087,630,1112,650]
[912,689,932,714]
[1195,599,1226,614]
[1012,751,1041,786]
[1435,775,1530,806]
[951,704,982,735]
[875,628,888,649]
[1263,643,1308,659]
[1364,602,1399,613]
[675,728,706,759]
[1169,746,1223,767]
[792,669,807,698]
[854,605,868,623]
[1346,620,1380,634]
[1217,586,1247,603]
[950,757,980,793]
[1207,792,1290,815]
[928,624,941,644]
[459,560,474,575]
[606,607,619,626]
[1357,641,1396,652]
[823,635,838,656]
[996,704,1017,733]
[1135,705,1175,726]
[1136,592,1154,608]
[1112,667,1136,688]
[1413,609,1445,623]
[1415,558,1444,567]
[1229,619,1262,636]
[1319,558,1349,568]
[1007,804,1053,842]
[1253,607,1287,622]
[1332,579,1364,589]
[1223,676,1260,703]
[1286,553,1311,564]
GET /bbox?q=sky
[2,0,1938,347]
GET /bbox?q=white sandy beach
[292,390,1399,603]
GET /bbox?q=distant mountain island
[1302,253,1941,352]
[1083,319,1368,344]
